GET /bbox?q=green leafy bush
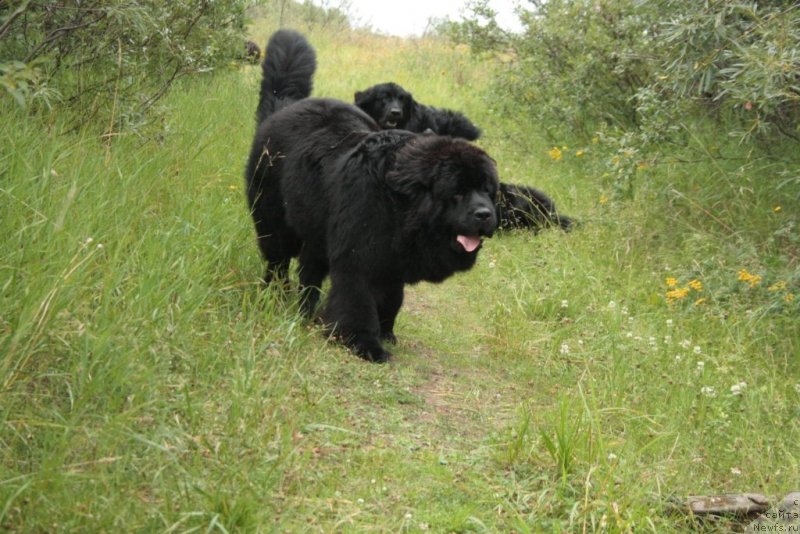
[446,0,656,139]
[446,0,800,147]
[0,0,249,131]
[652,0,800,143]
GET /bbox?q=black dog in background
[355,82,481,140]
[246,30,499,362]
[496,183,573,232]
[244,40,261,63]
[355,82,574,232]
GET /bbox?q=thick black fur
[246,30,499,363]
[355,82,482,141]
[497,183,574,232]
[355,82,575,233]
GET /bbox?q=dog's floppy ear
[354,90,372,108]
[385,168,431,197]
[384,139,436,196]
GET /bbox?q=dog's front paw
[380,331,398,344]
[358,346,391,363]
[352,339,391,363]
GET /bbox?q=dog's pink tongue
[457,235,481,252]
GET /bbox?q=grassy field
[1,22,799,533]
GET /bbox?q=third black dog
[496,183,573,232]
[354,82,575,232]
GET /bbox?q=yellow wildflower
[768,281,787,292]
[547,147,563,161]
[694,298,706,306]
[786,294,795,303]
[575,150,585,157]
[773,206,782,213]
[598,194,609,205]
[688,279,703,291]
[665,277,679,288]
[666,287,690,301]
[737,269,762,288]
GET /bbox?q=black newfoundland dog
[496,183,574,232]
[355,81,482,140]
[246,30,499,362]
[355,82,574,232]
[244,40,261,64]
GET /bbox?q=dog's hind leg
[376,282,404,344]
[256,218,300,286]
[297,250,328,316]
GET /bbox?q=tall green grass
[1,24,798,532]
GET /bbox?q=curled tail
[256,29,317,123]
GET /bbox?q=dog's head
[354,82,414,130]
[387,135,499,274]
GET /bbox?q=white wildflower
[730,381,747,396]
[701,386,717,398]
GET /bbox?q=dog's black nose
[473,207,493,221]
[388,108,402,119]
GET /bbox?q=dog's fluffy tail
[256,29,317,124]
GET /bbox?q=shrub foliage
[0,0,249,130]
[447,0,800,146]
